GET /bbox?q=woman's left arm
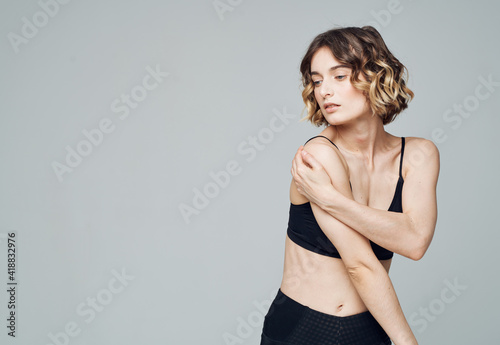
[291,138,440,261]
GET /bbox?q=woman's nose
[319,80,333,98]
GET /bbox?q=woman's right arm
[300,140,418,345]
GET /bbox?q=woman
[260,26,440,345]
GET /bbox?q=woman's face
[310,46,372,125]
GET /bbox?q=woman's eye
[335,75,346,80]
[313,80,322,86]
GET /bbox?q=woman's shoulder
[401,136,440,178]
[303,134,340,150]
[403,136,439,155]
[304,126,341,150]
[301,135,350,175]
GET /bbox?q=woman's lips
[324,103,340,113]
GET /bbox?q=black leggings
[260,289,391,345]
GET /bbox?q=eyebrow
[311,64,350,76]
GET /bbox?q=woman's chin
[324,115,346,126]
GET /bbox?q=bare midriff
[280,234,392,316]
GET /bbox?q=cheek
[348,88,369,107]
[313,88,321,102]
[313,90,324,109]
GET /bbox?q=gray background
[1,0,499,344]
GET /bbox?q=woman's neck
[325,116,389,165]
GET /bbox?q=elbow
[406,216,433,261]
[408,248,425,261]
[408,237,431,261]
[345,260,377,281]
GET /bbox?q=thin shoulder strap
[304,135,352,189]
[399,137,405,178]
[304,135,339,150]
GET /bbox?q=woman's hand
[291,145,337,206]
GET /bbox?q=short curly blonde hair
[299,26,414,127]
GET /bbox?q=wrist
[394,329,418,345]
[315,185,339,210]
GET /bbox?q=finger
[292,152,301,179]
[295,146,305,167]
[291,156,296,177]
[292,159,302,183]
[295,146,303,162]
[301,149,321,170]
[292,147,303,174]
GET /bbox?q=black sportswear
[286,135,406,260]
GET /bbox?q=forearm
[317,187,421,259]
[348,264,417,345]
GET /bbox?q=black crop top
[287,135,405,260]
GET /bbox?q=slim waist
[276,288,373,320]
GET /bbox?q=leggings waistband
[261,288,391,345]
[276,288,373,320]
